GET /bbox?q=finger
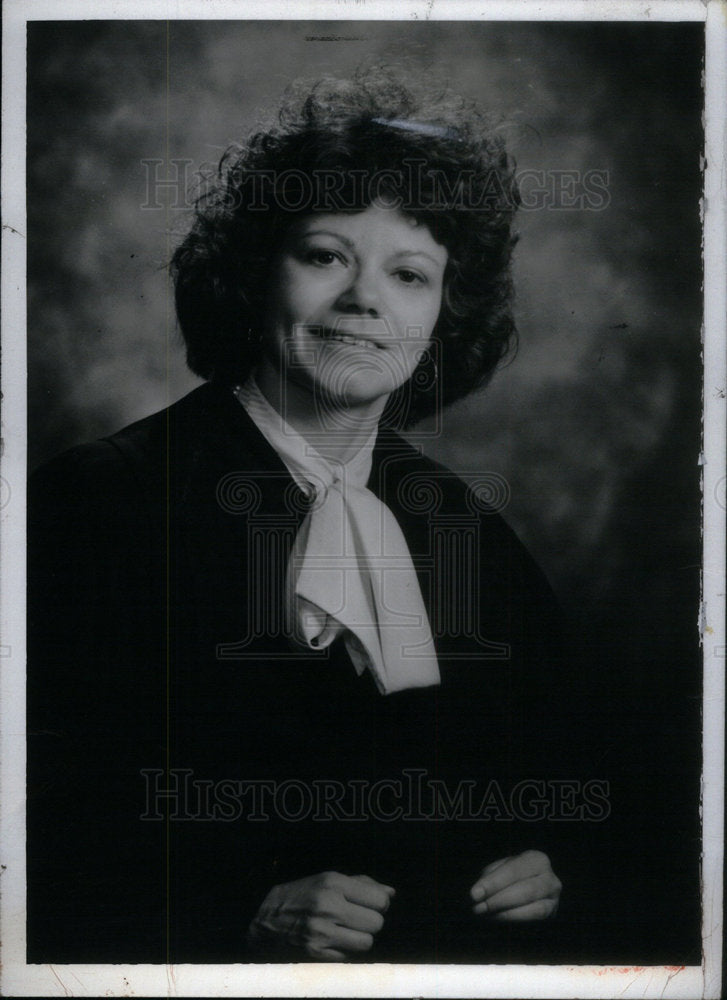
[472,872,559,915]
[341,874,395,912]
[336,900,386,935]
[487,898,559,922]
[327,923,375,954]
[312,947,347,961]
[469,857,511,901]
[480,856,513,877]
[471,850,551,901]
[353,874,396,895]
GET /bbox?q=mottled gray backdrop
[27,20,703,957]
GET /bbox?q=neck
[252,359,387,465]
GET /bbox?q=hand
[470,850,561,922]
[247,871,395,961]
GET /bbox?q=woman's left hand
[470,850,561,921]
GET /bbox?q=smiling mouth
[312,327,385,351]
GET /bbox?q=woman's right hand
[247,871,395,961]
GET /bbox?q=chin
[307,355,408,408]
[313,373,396,411]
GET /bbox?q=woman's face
[260,202,448,420]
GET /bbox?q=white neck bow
[234,376,441,695]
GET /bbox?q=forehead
[291,203,448,260]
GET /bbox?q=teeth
[318,330,380,350]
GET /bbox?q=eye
[395,268,426,285]
[306,248,346,267]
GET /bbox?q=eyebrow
[298,229,445,267]
[393,249,445,267]
[300,228,356,250]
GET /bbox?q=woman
[27,67,568,964]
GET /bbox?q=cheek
[402,290,443,340]
[427,283,445,326]
[270,262,311,322]
[404,294,442,370]
[279,278,334,329]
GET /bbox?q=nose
[334,266,382,316]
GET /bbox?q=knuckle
[326,872,345,892]
[370,911,385,933]
[306,915,329,940]
[312,888,337,914]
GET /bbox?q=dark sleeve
[507,525,605,962]
[26,443,168,962]
[466,510,598,963]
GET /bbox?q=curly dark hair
[171,66,520,428]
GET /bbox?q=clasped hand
[248,851,560,960]
[470,849,561,921]
[247,871,394,961]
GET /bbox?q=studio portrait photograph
[1,3,724,998]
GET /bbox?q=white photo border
[2,1,723,997]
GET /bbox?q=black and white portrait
[2,4,723,998]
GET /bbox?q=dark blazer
[27,381,581,964]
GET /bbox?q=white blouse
[234,374,441,695]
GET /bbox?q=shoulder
[379,428,560,608]
[29,383,222,510]
[376,428,517,534]
[372,427,471,505]
[29,438,134,531]
[28,382,287,544]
